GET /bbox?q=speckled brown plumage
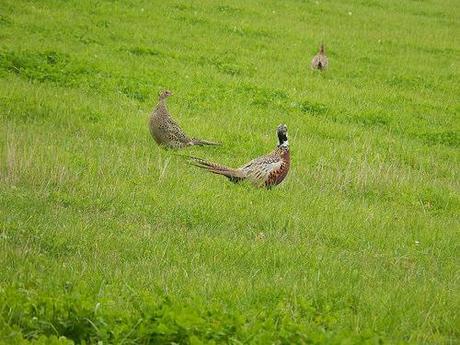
[311,43,328,71]
[189,124,290,189]
[149,90,220,149]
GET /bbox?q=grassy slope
[0,0,459,343]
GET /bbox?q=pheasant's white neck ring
[279,140,289,148]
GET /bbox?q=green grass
[0,0,459,343]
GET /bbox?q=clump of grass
[0,50,98,87]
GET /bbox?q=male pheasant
[149,90,220,149]
[189,124,290,189]
[311,43,328,71]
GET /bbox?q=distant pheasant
[149,90,220,149]
[311,43,328,70]
[189,124,290,189]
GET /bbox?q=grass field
[0,0,459,344]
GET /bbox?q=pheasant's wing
[321,56,328,68]
[240,153,283,186]
[165,117,192,144]
[311,54,320,67]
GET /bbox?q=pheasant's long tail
[191,138,221,146]
[187,156,243,182]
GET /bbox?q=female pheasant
[149,90,220,149]
[189,124,290,189]
[311,43,328,71]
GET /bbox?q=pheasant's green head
[277,124,288,147]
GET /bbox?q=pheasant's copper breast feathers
[266,149,290,187]
[242,151,285,187]
[188,124,290,189]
